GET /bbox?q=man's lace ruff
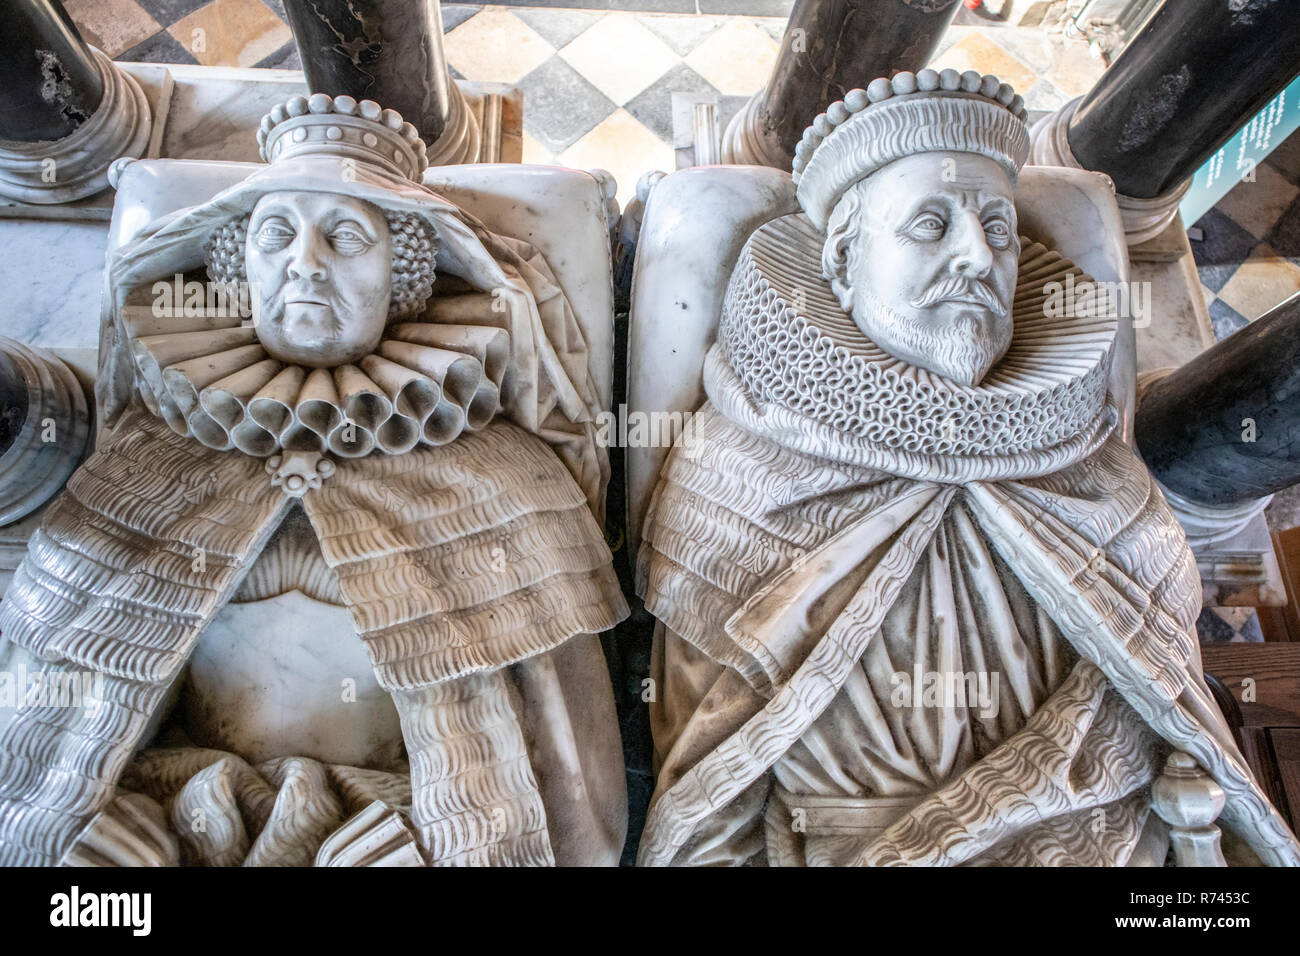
[718,215,1116,458]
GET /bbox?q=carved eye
[984,218,1011,248]
[254,218,294,250]
[330,223,374,255]
[908,213,946,239]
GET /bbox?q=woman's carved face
[246,190,392,367]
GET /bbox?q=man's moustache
[910,277,1008,316]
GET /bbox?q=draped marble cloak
[635,214,1300,867]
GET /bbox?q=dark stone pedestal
[0,0,151,203]
[1032,0,1300,243]
[1068,0,1300,201]
[0,0,104,143]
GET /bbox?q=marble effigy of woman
[0,93,629,867]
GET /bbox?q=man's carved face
[831,151,1018,387]
[246,191,393,368]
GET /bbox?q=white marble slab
[184,590,405,769]
[0,220,108,351]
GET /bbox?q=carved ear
[823,232,855,312]
[821,184,865,313]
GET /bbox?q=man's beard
[854,286,1013,387]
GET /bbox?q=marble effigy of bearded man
[0,94,629,867]
[635,71,1300,867]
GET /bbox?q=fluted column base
[0,48,151,204]
[0,336,89,525]
[720,91,789,169]
[424,80,481,167]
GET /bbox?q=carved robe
[636,215,1300,867]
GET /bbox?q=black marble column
[1136,293,1300,506]
[1067,0,1300,200]
[0,351,29,458]
[281,0,454,147]
[0,0,104,142]
[743,0,961,168]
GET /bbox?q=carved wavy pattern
[972,480,1192,704]
[126,746,265,812]
[639,392,1297,863]
[640,555,744,670]
[233,509,343,604]
[394,672,554,866]
[1,407,621,867]
[305,422,626,690]
[304,441,593,551]
[327,766,412,819]
[659,408,889,535]
[706,348,1117,484]
[638,487,954,864]
[245,758,345,867]
[169,756,264,866]
[964,477,1300,865]
[121,748,406,866]
[975,795,1149,867]
[343,521,615,618]
[856,663,1156,865]
[0,409,287,685]
[0,664,167,866]
[637,406,912,609]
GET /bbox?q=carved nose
[950,233,994,279]
[287,237,327,282]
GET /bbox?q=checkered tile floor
[1192,131,1300,341]
[80,0,1106,206]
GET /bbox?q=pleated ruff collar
[130,310,507,459]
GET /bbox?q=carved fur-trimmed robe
[635,215,1300,867]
